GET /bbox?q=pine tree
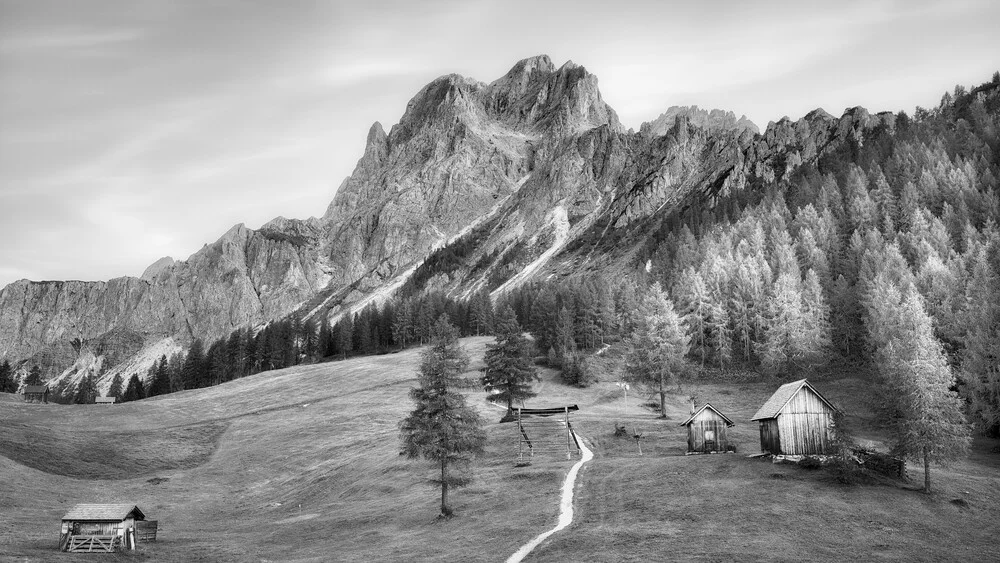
[73,373,98,404]
[392,299,415,350]
[335,314,354,359]
[302,317,320,363]
[760,273,808,376]
[24,365,43,387]
[864,278,971,493]
[482,304,538,411]
[0,360,13,393]
[108,373,124,400]
[148,355,171,397]
[468,289,494,336]
[399,316,487,518]
[623,284,689,417]
[182,339,207,389]
[122,374,145,402]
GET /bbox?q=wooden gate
[136,520,158,542]
[67,535,121,553]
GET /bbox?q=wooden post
[517,408,523,462]
[565,406,571,460]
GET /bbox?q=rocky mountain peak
[140,256,176,281]
[486,55,621,134]
[641,105,759,138]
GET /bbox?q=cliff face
[0,219,331,385]
[0,54,906,391]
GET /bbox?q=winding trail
[505,430,594,563]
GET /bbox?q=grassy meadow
[1,337,998,562]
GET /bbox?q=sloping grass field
[1,338,998,562]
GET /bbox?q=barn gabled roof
[62,504,145,522]
[679,403,735,427]
[23,385,48,394]
[751,379,837,421]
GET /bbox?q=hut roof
[24,385,48,394]
[62,504,145,522]
[679,403,735,427]
[751,379,837,421]
[96,396,116,403]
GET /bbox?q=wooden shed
[60,504,148,552]
[23,385,49,403]
[679,403,735,454]
[95,396,117,405]
[751,379,838,455]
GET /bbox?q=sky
[1,0,998,289]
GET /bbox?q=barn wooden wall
[776,388,834,455]
[687,409,731,453]
[759,419,781,454]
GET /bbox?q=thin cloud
[0,28,144,52]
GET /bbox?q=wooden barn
[751,379,838,455]
[95,396,117,405]
[59,504,152,552]
[679,403,735,454]
[23,385,48,403]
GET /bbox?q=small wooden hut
[23,385,48,403]
[95,396,117,405]
[679,403,735,454]
[751,379,838,455]
[60,504,148,552]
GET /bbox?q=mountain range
[0,55,991,394]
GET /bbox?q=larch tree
[799,269,833,368]
[961,242,1000,436]
[481,304,538,411]
[675,268,724,367]
[623,283,689,417]
[399,316,487,518]
[760,272,807,376]
[864,277,971,493]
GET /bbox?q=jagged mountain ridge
[0,54,926,392]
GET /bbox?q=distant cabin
[60,504,152,552]
[95,396,117,405]
[751,379,838,455]
[22,385,49,403]
[679,403,735,454]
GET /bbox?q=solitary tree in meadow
[864,277,971,493]
[400,316,487,518]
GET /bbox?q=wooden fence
[67,535,121,553]
[136,520,158,542]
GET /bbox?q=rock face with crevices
[0,54,922,391]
